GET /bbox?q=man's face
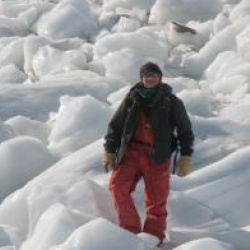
[142,72,161,88]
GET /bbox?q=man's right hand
[102,150,116,172]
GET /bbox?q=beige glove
[177,156,190,177]
[102,150,116,173]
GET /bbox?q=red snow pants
[109,142,170,241]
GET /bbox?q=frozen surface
[0,0,249,250]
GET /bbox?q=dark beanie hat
[140,62,163,79]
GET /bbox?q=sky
[0,0,250,249]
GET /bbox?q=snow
[0,0,250,249]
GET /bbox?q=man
[102,62,194,244]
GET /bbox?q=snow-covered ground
[0,0,250,249]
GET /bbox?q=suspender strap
[172,146,179,174]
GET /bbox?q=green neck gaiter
[136,84,159,99]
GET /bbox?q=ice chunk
[48,95,113,156]
[0,136,56,202]
[237,24,250,62]
[205,51,250,80]
[177,89,212,117]
[229,0,250,22]
[0,16,28,37]
[103,0,155,11]
[213,13,231,34]
[94,32,168,62]
[52,218,149,250]
[20,203,95,250]
[103,48,162,83]
[149,0,223,25]
[32,46,87,78]
[5,116,50,144]
[112,17,141,33]
[65,179,116,222]
[23,35,49,79]
[174,237,234,250]
[36,0,98,40]
[0,65,26,84]
[182,17,250,77]
[18,7,38,29]
[0,121,16,144]
[0,38,24,70]
[167,192,214,228]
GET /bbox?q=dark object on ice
[172,21,196,35]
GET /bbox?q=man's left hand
[177,156,190,177]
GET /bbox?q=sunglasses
[142,72,160,78]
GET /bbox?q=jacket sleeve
[170,96,194,156]
[104,97,129,153]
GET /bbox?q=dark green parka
[104,82,194,166]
